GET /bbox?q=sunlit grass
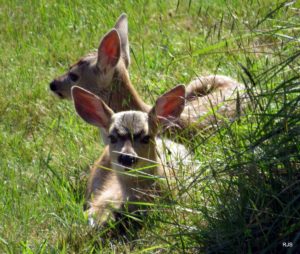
[0,0,299,253]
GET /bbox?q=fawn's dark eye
[69,72,79,82]
[141,135,151,144]
[108,135,118,144]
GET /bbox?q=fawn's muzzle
[49,80,57,91]
[118,154,138,167]
[49,80,64,98]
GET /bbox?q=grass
[0,0,300,253]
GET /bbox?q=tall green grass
[0,0,299,253]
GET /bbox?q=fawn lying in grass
[50,13,245,142]
[51,14,245,202]
[72,85,193,226]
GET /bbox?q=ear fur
[72,86,114,130]
[97,29,121,71]
[114,13,130,67]
[149,85,186,128]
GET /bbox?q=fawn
[72,85,193,226]
[50,13,245,141]
[51,14,245,200]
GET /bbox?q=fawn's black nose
[49,81,57,91]
[118,154,138,167]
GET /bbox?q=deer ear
[149,85,185,126]
[114,13,130,67]
[72,86,113,130]
[97,29,121,71]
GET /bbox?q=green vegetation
[0,0,299,253]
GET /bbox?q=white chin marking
[88,216,96,228]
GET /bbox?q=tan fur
[52,15,246,217]
[50,14,245,136]
[86,135,193,223]
[86,146,111,198]
[51,51,243,131]
[72,86,192,226]
[181,75,246,130]
[83,73,245,198]
[86,121,186,226]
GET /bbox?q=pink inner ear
[157,96,184,119]
[73,88,109,129]
[163,98,181,115]
[156,85,185,118]
[103,40,118,62]
[100,30,120,66]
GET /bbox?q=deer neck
[105,64,151,113]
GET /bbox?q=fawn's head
[72,85,185,174]
[50,14,129,99]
